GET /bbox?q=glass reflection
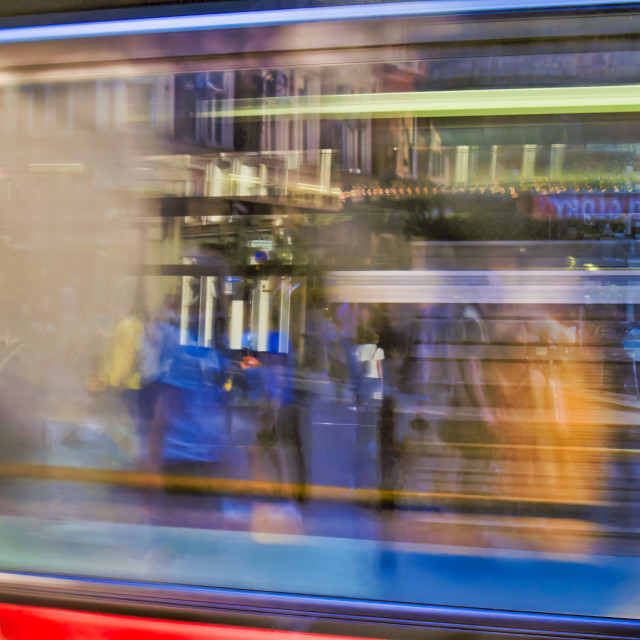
[1,49,640,617]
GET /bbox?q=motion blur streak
[0,1,635,43]
[0,603,368,640]
[6,0,640,635]
[215,85,640,119]
[0,462,606,505]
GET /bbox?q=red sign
[0,604,369,640]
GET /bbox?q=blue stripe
[0,1,636,44]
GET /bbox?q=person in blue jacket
[147,344,227,522]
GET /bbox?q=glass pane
[5,17,640,623]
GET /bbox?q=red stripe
[0,603,372,639]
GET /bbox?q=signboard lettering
[533,193,640,220]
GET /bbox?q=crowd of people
[0,290,632,537]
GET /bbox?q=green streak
[212,84,640,119]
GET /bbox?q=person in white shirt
[355,328,384,405]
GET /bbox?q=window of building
[195,71,234,148]
[72,82,96,132]
[127,81,155,130]
[48,85,72,131]
[17,84,46,132]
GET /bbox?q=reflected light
[213,85,640,120]
[28,163,85,172]
[0,2,634,43]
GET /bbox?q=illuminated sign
[533,193,640,220]
[249,239,273,251]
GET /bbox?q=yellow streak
[0,463,605,507]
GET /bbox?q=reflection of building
[3,61,638,356]
[1,77,174,136]
[2,62,636,192]
[174,72,234,148]
[0,78,165,325]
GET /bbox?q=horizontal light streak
[325,269,640,304]
[0,1,635,44]
[0,462,606,506]
[209,85,640,120]
[27,162,85,172]
[0,604,373,640]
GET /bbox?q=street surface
[0,514,640,619]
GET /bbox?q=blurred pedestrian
[137,310,179,464]
[355,327,384,407]
[327,314,350,401]
[257,315,307,504]
[96,306,144,459]
[146,344,226,525]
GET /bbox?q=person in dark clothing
[378,395,398,512]
[257,324,307,504]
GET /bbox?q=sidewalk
[0,514,638,619]
[7,386,637,558]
